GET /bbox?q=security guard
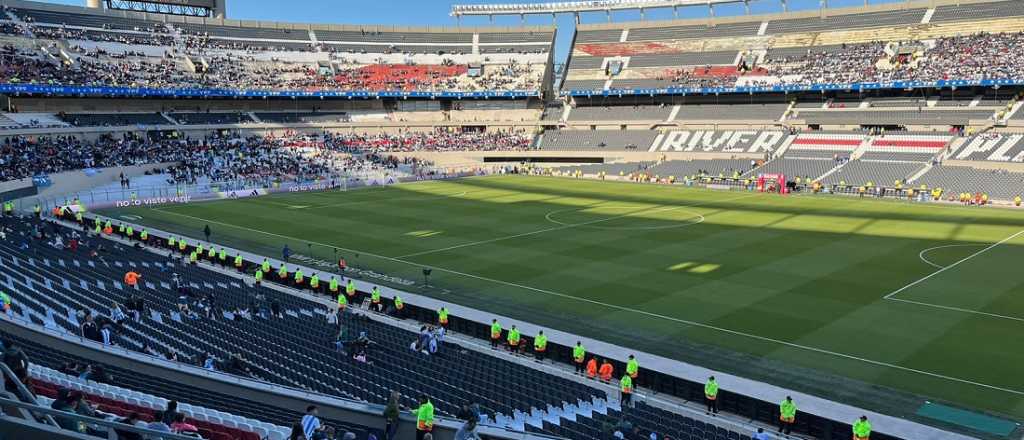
[779,396,797,435]
[294,268,305,286]
[853,416,871,440]
[310,273,320,292]
[489,319,502,349]
[345,279,356,299]
[437,306,449,328]
[705,376,719,415]
[415,395,434,440]
[572,341,586,375]
[261,258,271,274]
[277,263,288,280]
[533,330,547,361]
[507,325,521,354]
[626,355,639,381]
[254,267,264,286]
[140,229,149,243]
[234,253,244,271]
[217,248,227,266]
[392,294,404,317]
[620,374,633,407]
[370,286,382,312]
[329,276,339,295]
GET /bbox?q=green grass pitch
[100,175,1024,422]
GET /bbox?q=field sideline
[100,175,1024,424]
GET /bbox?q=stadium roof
[451,0,750,17]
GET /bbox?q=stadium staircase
[0,215,770,440]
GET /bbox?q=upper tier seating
[59,113,171,127]
[568,105,672,121]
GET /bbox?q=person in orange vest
[124,271,141,290]
[338,257,347,272]
[598,359,614,383]
[103,225,113,235]
[585,357,598,379]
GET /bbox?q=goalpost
[756,173,788,194]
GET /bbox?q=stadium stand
[946,133,1024,162]
[536,130,658,150]
[0,3,554,95]
[567,105,672,121]
[912,165,1024,199]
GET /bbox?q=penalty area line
[147,207,1024,397]
[883,229,1024,300]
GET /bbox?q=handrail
[0,395,202,440]
[0,362,60,428]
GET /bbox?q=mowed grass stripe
[102,175,1024,420]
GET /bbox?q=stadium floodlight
[450,0,748,17]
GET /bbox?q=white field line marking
[150,205,1024,396]
[393,193,756,259]
[884,229,1024,300]
[887,297,1024,323]
[917,244,985,269]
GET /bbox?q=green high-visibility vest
[234,255,243,267]
[261,260,271,272]
[104,220,112,229]
[337,294,347,307]
[34,205,40,213]
[438,308,448,323]
[371,288,381,303]
[207,247,215,258]
[294,270,304,283]
[416,401,434,430]
[1,291,10,305]
[534,334,547,350]
[126,226,133,237]
[853,420,871,438]
[626,359,639,376]
[329,278,339,292]
[490,322,501,337]
[197,244,204,255]
[95,218,102,227]
[189,251,198,263]
[140,230,148,240]
[179,241,187,251]
[705,379,718,398]
[255,270,263,281]
[508,328,520,344]
[394,296,403,309]
[218,249,226,260]
[573,344,585,361]
[310,275,319,288]
[780,399,797,419]
[278,265,288,278]
[75,212,83,222]
[94,224,101,234]
[346,280,356,295]
[620,375,632,393]
[168,236,177,246]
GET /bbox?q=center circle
[544,205,705,230]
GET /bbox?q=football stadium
[1,1,1024,440]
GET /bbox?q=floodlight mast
[449,0,764,20]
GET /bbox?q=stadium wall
[34,162,178,198]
